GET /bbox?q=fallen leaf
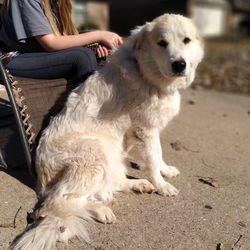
[170,141,199,153]
[238,221,247,228]
[198,176,219,188]
[170,141,182,151]
[204,204,213,209]
[187,100,195,105]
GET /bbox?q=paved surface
[0,88,249,250]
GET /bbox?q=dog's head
[129,14,204,92]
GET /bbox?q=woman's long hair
[41,0,78,35]
[2,0,78,35]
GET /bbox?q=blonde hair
[1,0,9,9]
[41,0,78,36]
[2,0,78,36]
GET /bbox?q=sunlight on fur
[11,14,204,250]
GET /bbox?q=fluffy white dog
[12,14,204,249]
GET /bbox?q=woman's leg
[6,47,98,84]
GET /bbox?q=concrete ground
[0,87,249,250]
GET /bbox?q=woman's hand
[97,31,123,49]
[96,45,110,58]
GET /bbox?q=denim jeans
[6,47,104,84]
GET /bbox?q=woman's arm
[36,30,123,52]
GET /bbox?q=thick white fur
[11,14,204,249]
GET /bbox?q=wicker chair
[0,60,72,176]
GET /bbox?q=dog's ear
[129,23,151,50]
[193,33,205,66]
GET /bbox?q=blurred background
[72,0,250,95]
[0,0,249,94]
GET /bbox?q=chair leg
[0,61,32,172]
[0,149,8,168]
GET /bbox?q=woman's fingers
[99,31,123,49]
[111,35,123,48]
[96,45,109,58]
[118,36,123,45]
[102,46,109,57]
[96,46,102,58]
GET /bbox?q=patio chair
[0,60,72,177]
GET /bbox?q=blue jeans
[6,47,104,84]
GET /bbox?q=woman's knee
[71,47,98,73]
[67,47,98,83]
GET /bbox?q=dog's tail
[11,157,109,250]
[11,195,92,250]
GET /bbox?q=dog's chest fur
[129,90,180,130]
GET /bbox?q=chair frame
[0,60,32,170]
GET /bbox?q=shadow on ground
[0,98,35,189]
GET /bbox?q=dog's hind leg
[111,165,154,194]
[38,159,117,226]
[125,178,155,193]
[112,176,155,194]
[85,201,116,224]
[12,161,107,249]
[106,158,155,194]
[12,141,118,249]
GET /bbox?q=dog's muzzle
[172,59,186,75]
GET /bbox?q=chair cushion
[13,77,71,144]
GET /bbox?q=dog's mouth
[167,71,187,79]
[172,72,186,77]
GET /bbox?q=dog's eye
[183,37,191,44]
[157,40,168,48]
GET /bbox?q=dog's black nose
[172,59,186,74]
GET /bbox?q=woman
[0,0,123,84]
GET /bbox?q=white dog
[12,14,204,249]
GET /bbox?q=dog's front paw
[131,179,155,194]
[156,182,179,197]
[161,165,180,178]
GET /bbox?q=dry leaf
[170,141,182,151]
[170,141,199,153]
[187,100,195,105]
[198,176,219,188]
[204,204,213,209]
[238,221,246,228]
